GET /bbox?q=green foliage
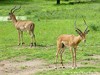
[90,24,100,31]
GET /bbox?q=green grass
[0,0,100,75]
[36,67,100,75]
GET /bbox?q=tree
[57,0,60,4]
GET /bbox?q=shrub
[90,24,100,31]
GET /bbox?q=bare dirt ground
[0,56,55,75]
[0,55,100,75]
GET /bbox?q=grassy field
[0,0,100,75]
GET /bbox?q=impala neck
[11,15,17,24]
[75,35,82,45]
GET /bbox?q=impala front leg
[74,48,77,68]
[29,31,36,47]
[33,34,36,46]
[21,31,25,45]
[70,47,74,69]
[18,30,21,46]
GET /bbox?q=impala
[55,17,89,69]
[8,6,36,47]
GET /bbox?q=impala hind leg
[18,30,21,46]
[55,48,60,69]
[60,48,65,68]
[29,31,33,47]
[70,47,74,69]
[55,43,65,69]
[70,47,77,69]
[29,31,36,47]
[74,48,77,69]
[33,34,36,46]
[21,31,25,45]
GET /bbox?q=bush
[90,24,100,31]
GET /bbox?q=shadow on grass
[54,0,100,6]
[78,66,96,69]
[36,44,47,47]
[36,44,54,48]
[6,44,54,50]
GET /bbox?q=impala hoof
[30,43,33,47]
[34,42,36,47]
[60,66,65,69]
[71,67,75,69]
[55,67,57,69]
[75,66,78,69]
[22,42,25,45]
[71,66,77,69]
[63,66,66,68]
[18,43,20,46]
